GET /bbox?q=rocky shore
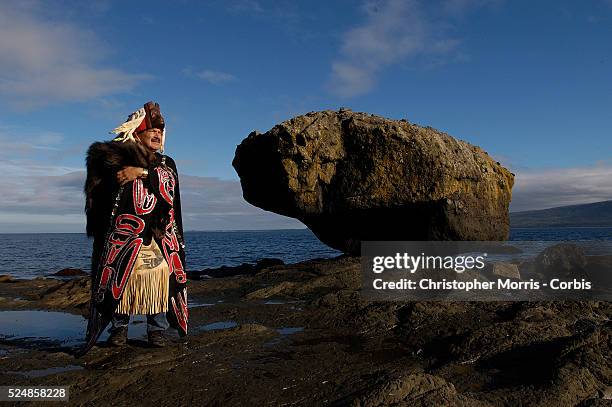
[0,257,610,406]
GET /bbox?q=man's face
[136,128,163,152]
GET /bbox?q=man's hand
[117,166,146,185]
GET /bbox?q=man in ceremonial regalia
[79,101,188,356]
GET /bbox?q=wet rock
[255,258,284,271]
[535,243,587,277]
[0,275,14,283]
[229,323,277,335]
[351,373,480,406]
[51,268,88,277]
[38,278,91,309]
[599,385,612,400]
[291,259,360,296]
[189,263,254,280]
[244,281,298,300]
[491,262,521,279]
[233,109,514,254]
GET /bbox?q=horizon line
[0,228,310,234]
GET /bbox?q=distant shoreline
[2,226,612,235]
[0,228,310,235]
[510,226,612,229]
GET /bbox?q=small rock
[254,258,285,271]
[491,262,521,279]
[188,263,254,279]
[52,268,88,277]
[599,386,612,400]
[535,243,587,277]
[0,275,14,283]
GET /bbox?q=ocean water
[0,229,341,279]
[0,228,610,279]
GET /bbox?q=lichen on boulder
[233,109,514,254]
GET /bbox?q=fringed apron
[116,239,169,315]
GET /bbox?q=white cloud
[5,161,611,231]
[1,124,607,228]
[178,175,303,230]
[511,163,612,212]
[329,0,426,97]
[0,122,300,232]
[328,0,498,97]
[0,124,87,176]
[195,70,237,85]
[0,169,302,233]
[0,3,149,109]
[330,63,376,97]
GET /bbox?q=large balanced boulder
[232,109,514,254]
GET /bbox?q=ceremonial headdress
[110,101,166,152]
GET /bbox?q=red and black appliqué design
[133,179,157,215]
[81,143,188,356]
[156,166,176,204]
[171,288,189,334]
[97,214,145,302]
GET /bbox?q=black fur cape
[79,140,188,356]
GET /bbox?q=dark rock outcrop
[187,258,285,280]
[0,274,14,283]
[233,109,514,253]
[51,268,88,277]
[535,243,588,278]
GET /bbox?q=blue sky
[1,0,611,232]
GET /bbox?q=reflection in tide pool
[0,310,148,347]
[198,321,238,331]
[264,300,302,305]
[276,327,304,335]
[188,301,215,308]
[0,311,85,346]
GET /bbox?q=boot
[148,330,169,348]
[107,326,128,347]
